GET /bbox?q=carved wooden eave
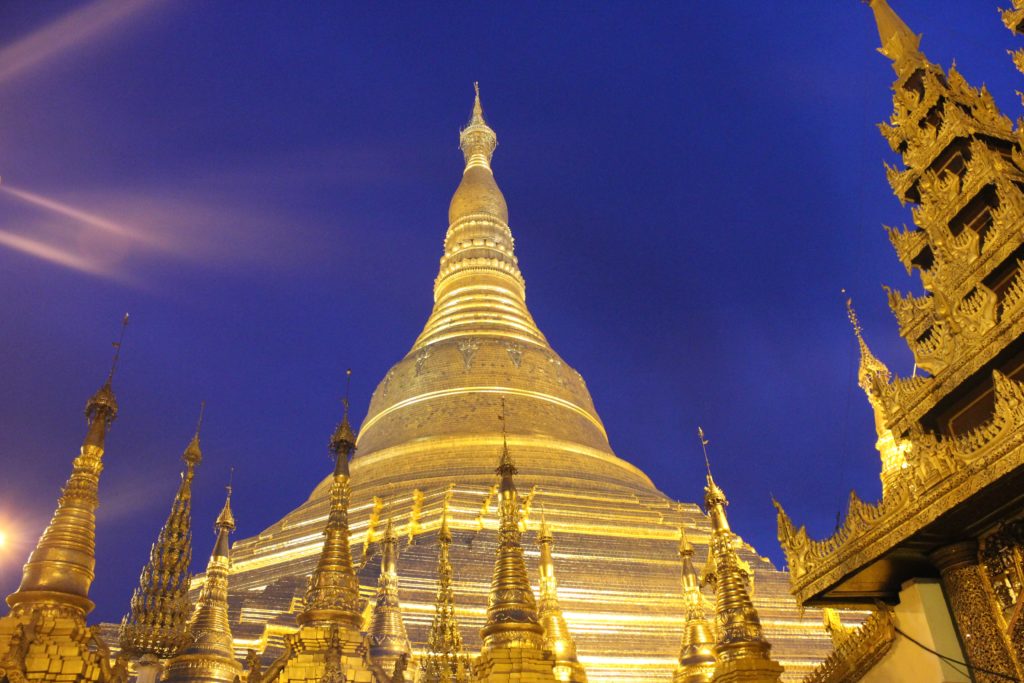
[1003,1,1024,35]
[800,607,896,683]
[776,370,1024,605]
[877,269,1024,436]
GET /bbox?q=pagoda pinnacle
[367,518,412,672]
[846,298,909,495]
[420,490,470,683]
[119,404,206,662]
[864,0,923,68]
[536,506,588,683]
[673,527,715,683]
[699,433,782,683]
[163,485,243,683]
[414,84,546,349]
[6,315,127,618]
[479,406,545,652]
[298,374,361,629]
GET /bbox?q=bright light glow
[0,530,7,549]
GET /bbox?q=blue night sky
[0,1,1016,622]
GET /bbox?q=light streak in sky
[0,227,111,277]
[0,0,163,84]
[1,185,162,247]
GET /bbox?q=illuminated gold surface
[536,510,586,683]
[366,519,411,673]
[0,364,128,683]
[473,441,557,681]
[777,2,1024,679]
[702,477,781,683]
[420,494,471,683]
[674,528,714,683]
[165,490,243,683]
[218,87,835,682]
[297,406,360,631]
[119,415,202,659]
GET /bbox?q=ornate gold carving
[674,528,715,683]
[164,489,243,683]
[801,607,895,683]
[701,464,782,682]
[367,519,411,673]
[981,519,1024,663]
[419,492,471,683]
[930,542,1023,682]
[777,370,1024,603]
[535,508,587,683]
[120,410,204,659]
[299,392,361,629]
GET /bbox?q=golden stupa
[220,85,833,681]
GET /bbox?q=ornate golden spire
[673,527,715,683]
[164,486,242,683]
[6,315,127,617]
[119,404,206,659]
[864,0,923,68]
[367,518,412,671]
[479,402,545,652]
[413,84,546,349]
[699,430,782,682]
[420,489,470,683]
[846,298,909,494]
[536,506,587,683]
[298,372,361,629]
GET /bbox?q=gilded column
[474,417,556,682]
[0,319,129,683]
[261,375,380,683]
[535,508,586,683]
[420,493,470,683]
[163,488,243,683]
[297,393,361,630]
[367,518,412,674]
[703,474,782,683]
[929,542,1022,683]
[6,376,118,618]
[674,528,715,683]
[119,408,205,683]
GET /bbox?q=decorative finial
[496,397,516,477]
[697,426,712,480]
[330,370,357,457]
[85,314,129,424]
[679,526,693,557]
[183,401,205,467]
[844,294,890,388]
[539,502,552,542]
[864,0,923,66]
[460,82,497,169]
[343,368,352,414]
[216,478,235,533]
[107,313,130,384]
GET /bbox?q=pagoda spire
[420,489,470,683]
[413,84,546,349]
[164,486,242,683]
[367,518,412,673]
[864,0,923,68]
[845,298,909,495]
[298,370,361,629]
[479,402,546,653]
[673,527,715,683]
[698,430,782,683]
[536,506,587,683]
[6,314,127,618]
[119,403,206,678]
